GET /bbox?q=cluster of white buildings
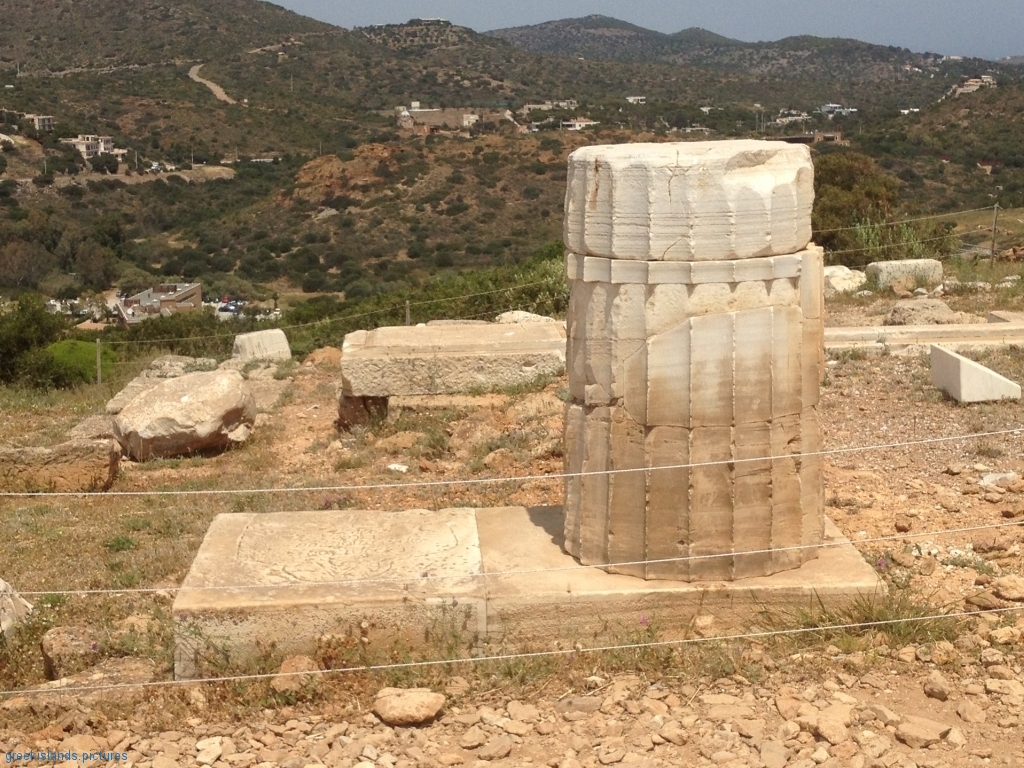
[60,134,128,161]
[819,103,858,118]
[0,111,54,132]
[952,75,997,97]
[395,102,526,134]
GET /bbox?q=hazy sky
[274,0,1023,60]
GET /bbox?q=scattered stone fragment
[896,716,951,748]
[986,678,1024,697]
[992,575,1024,602]
[506,700,539,722]
[989,626,1021,645]
[988,664,1015,680]
[41,626,100,680]
[957,700,987,723]
[946,727,967,748]
[477,736,513,761]
[923,671,952,702]
[866,703,902,726]
[966,591,1003,610]
[894,517,913,533]
[2,657,158,711]
[113,370,256,460]
[555,697,603,715]
[372,687,445,726]
[659,721,687,745]
[270,655,319,693]
[760,740,789,768]
[897,645,918,663]
[460,726,488,749]
[445,676,470,696]
[892,551,916,568]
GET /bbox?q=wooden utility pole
[991,204,1000,259]
[95,339,102,386]
[405,300,411,326]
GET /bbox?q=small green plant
[104,535,137,553]
[37,593,69,609]
[274,358,298,380]
[944,554,995,575]
[334,454,366,471]
[783,591,961,649]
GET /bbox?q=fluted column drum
[561,141,824,581]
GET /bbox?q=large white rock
[0,579,32,635]
[563,140,814,262]
[232,329,291,362]
[823,265,867,298]
[930,345,1021,403]
[866,259,942,289]
[494,310,557,324]
[113,370,257,460]
[106,355,217,415]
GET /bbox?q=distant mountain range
[487,14,992,81]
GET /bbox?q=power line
[17,517,1024,599]
[823,232,965,257]
[99,280,560,347]
[3,426,1019,499]
[1,605,1013,699]
[813,206,995,235]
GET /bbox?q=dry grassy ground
[3,290,1024,753]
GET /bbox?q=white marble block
[564,141,814,262]
[562,140,824,582]
[930,344,1022,403]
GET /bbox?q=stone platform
[173,507,882,679]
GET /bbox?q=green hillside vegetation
[487,14,993,84]
[0,0,331,71]
[1,1,1022,383]
[852,83,1024,213]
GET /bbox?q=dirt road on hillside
[188,64,237,105]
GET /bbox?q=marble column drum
[561,140,825,581]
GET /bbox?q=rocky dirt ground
[4,290,1024,767]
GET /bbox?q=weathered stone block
[340,323,566,398]
[824,265,867,298]
[232,329,292,362]
[0,439,120,492]
[113,371,256,460]
[866,258,943,288]
[564,141,814,261]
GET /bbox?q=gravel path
[188,65,237,105]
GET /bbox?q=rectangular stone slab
[824,324,1024,354]
[340,324,566,397]
[174,507,883,678]
[172,509,484,678]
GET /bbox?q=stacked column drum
[561,140,825,581]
